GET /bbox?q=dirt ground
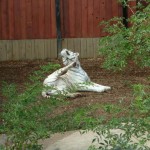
[0,58,150,117]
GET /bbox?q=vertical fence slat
[8,0,15,39]
[93,0,100,37]
[26,0,33,39]
[93,38,99,58]
[18,40,26,60]
[12,40,20,60]
[62,0,69,37]
[39,0,45,38]
[32,0,39,38]
[100,0,106,36]
[1,0,9,39]
[51,0,57,38]
[80,38,87,58]
[67,39,74,50]
[44,0,51,38]
[87,0,94,37]
[60,0,64,37]
[87,38,94,57]
[75,0,82,37]
[50,39,57,58]
[119,3,123,17]
[62,39,68,49]
[112,0,119,17]
[6,40,13,60]
[25,40,34,59]
[69,0,75,38]
[14,0,21,39]
[38,40,45,59]
[74,38,81,54]
[20,0,26,39]
[0,41,7,61]
[34,40,39,59]
[44,39,50,59]
[105,0,112,20]
[81,0,88,37]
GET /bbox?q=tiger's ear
[75,53,79,56]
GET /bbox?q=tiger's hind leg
[42,91,82,99]
[78,82,111,93]
[65,92,82,98]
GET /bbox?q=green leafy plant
[47,104,103,133]
[99,0,150,71]
[90,1,150,148]
[88,84,150,150]
[0,63,61,149]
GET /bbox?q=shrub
[89,84,150,150]
[0,63,61,149]
[99,0,150,71]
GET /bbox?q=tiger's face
[60,49,79,66]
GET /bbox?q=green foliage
[0,63,61,149]
[103,104,122,114]
[48,105,103,133]
[88,84,150,150]
[132,84,150,114]
[99,0,150,71]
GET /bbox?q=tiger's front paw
[46,95,51,98]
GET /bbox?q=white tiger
[42,49,111,98]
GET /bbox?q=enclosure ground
[0,58,150,119]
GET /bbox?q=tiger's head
[60,49,79,66]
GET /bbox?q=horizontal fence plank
[0,38,99,61]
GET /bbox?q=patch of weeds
[103,104,122,114]
[88,84,150,150]
[48,104,105,132]
[0,63,65,149]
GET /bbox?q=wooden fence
[60,0,122,38]
[0,0,56,39]
[0,0,134,61]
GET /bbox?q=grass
[46,101,125,133]
[47,103,102,132]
